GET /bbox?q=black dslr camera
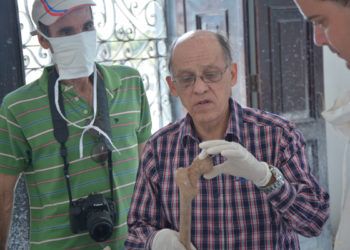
[69,193,116,242]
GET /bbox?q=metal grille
[18,0,172,132]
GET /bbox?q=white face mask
[39,30,97,80]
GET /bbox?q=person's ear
[166,76,179,97]
[37,34,51,50]
[229,63,238,87]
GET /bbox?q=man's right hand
[151,229,196,250]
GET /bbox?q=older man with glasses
[125,30,330,250]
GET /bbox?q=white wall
[323,47,350,237]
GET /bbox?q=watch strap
[259,166,285,193]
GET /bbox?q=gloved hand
[151,229,196,250]
[199,140,271,187]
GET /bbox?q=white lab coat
[322,91,350,250]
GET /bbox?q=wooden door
[168,0,332,249]
[246,1,331,247]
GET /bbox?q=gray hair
[167,31,233,74]
[38,22,50,36]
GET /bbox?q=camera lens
[87,211,114,242]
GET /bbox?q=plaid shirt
[125,98,329,250]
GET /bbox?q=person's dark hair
[167,31,233,74]
[38,21,50,36]
[320,0,350,5]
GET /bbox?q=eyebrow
[57,19,94,35]
[175,70,194,76]
[57,26,74,35]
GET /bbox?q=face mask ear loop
[53,65,119,158]
[36,29,50,41]
[54,77,86,129]
[78,66,98,158]
[78,66,120,158]
[79,126,120,158]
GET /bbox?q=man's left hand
[199,140,271,187]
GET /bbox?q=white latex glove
[199,140,271,187]
[151,229,196,250]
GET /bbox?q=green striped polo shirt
[0,63,152,249]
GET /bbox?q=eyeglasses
[173,65,229,89]
[91,136,109,164]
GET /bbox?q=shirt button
[83,110,88,115]
[74,96,79,102]
[214,228,220,235]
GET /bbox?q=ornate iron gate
[18,0,172,132]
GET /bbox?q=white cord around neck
[54,66,119,158]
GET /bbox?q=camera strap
[48,67,115,205]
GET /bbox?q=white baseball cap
[32,0,95,29]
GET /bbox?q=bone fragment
[175,156,213,250]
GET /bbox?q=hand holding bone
[199,140,271,187]
[174,153,213,250]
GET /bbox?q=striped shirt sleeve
[0,97,30,175]
[136,77,152,144]
[126,141,160,249]
[267,127,329,236]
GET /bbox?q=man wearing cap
[0,0,152,249]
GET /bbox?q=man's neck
[62,77,93,106]
[195,112,230,141]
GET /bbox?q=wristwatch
[259,166,285,193]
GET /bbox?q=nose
[192,76,209,94]
[313,25,328,47]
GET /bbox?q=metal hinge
[248,74,259,108]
